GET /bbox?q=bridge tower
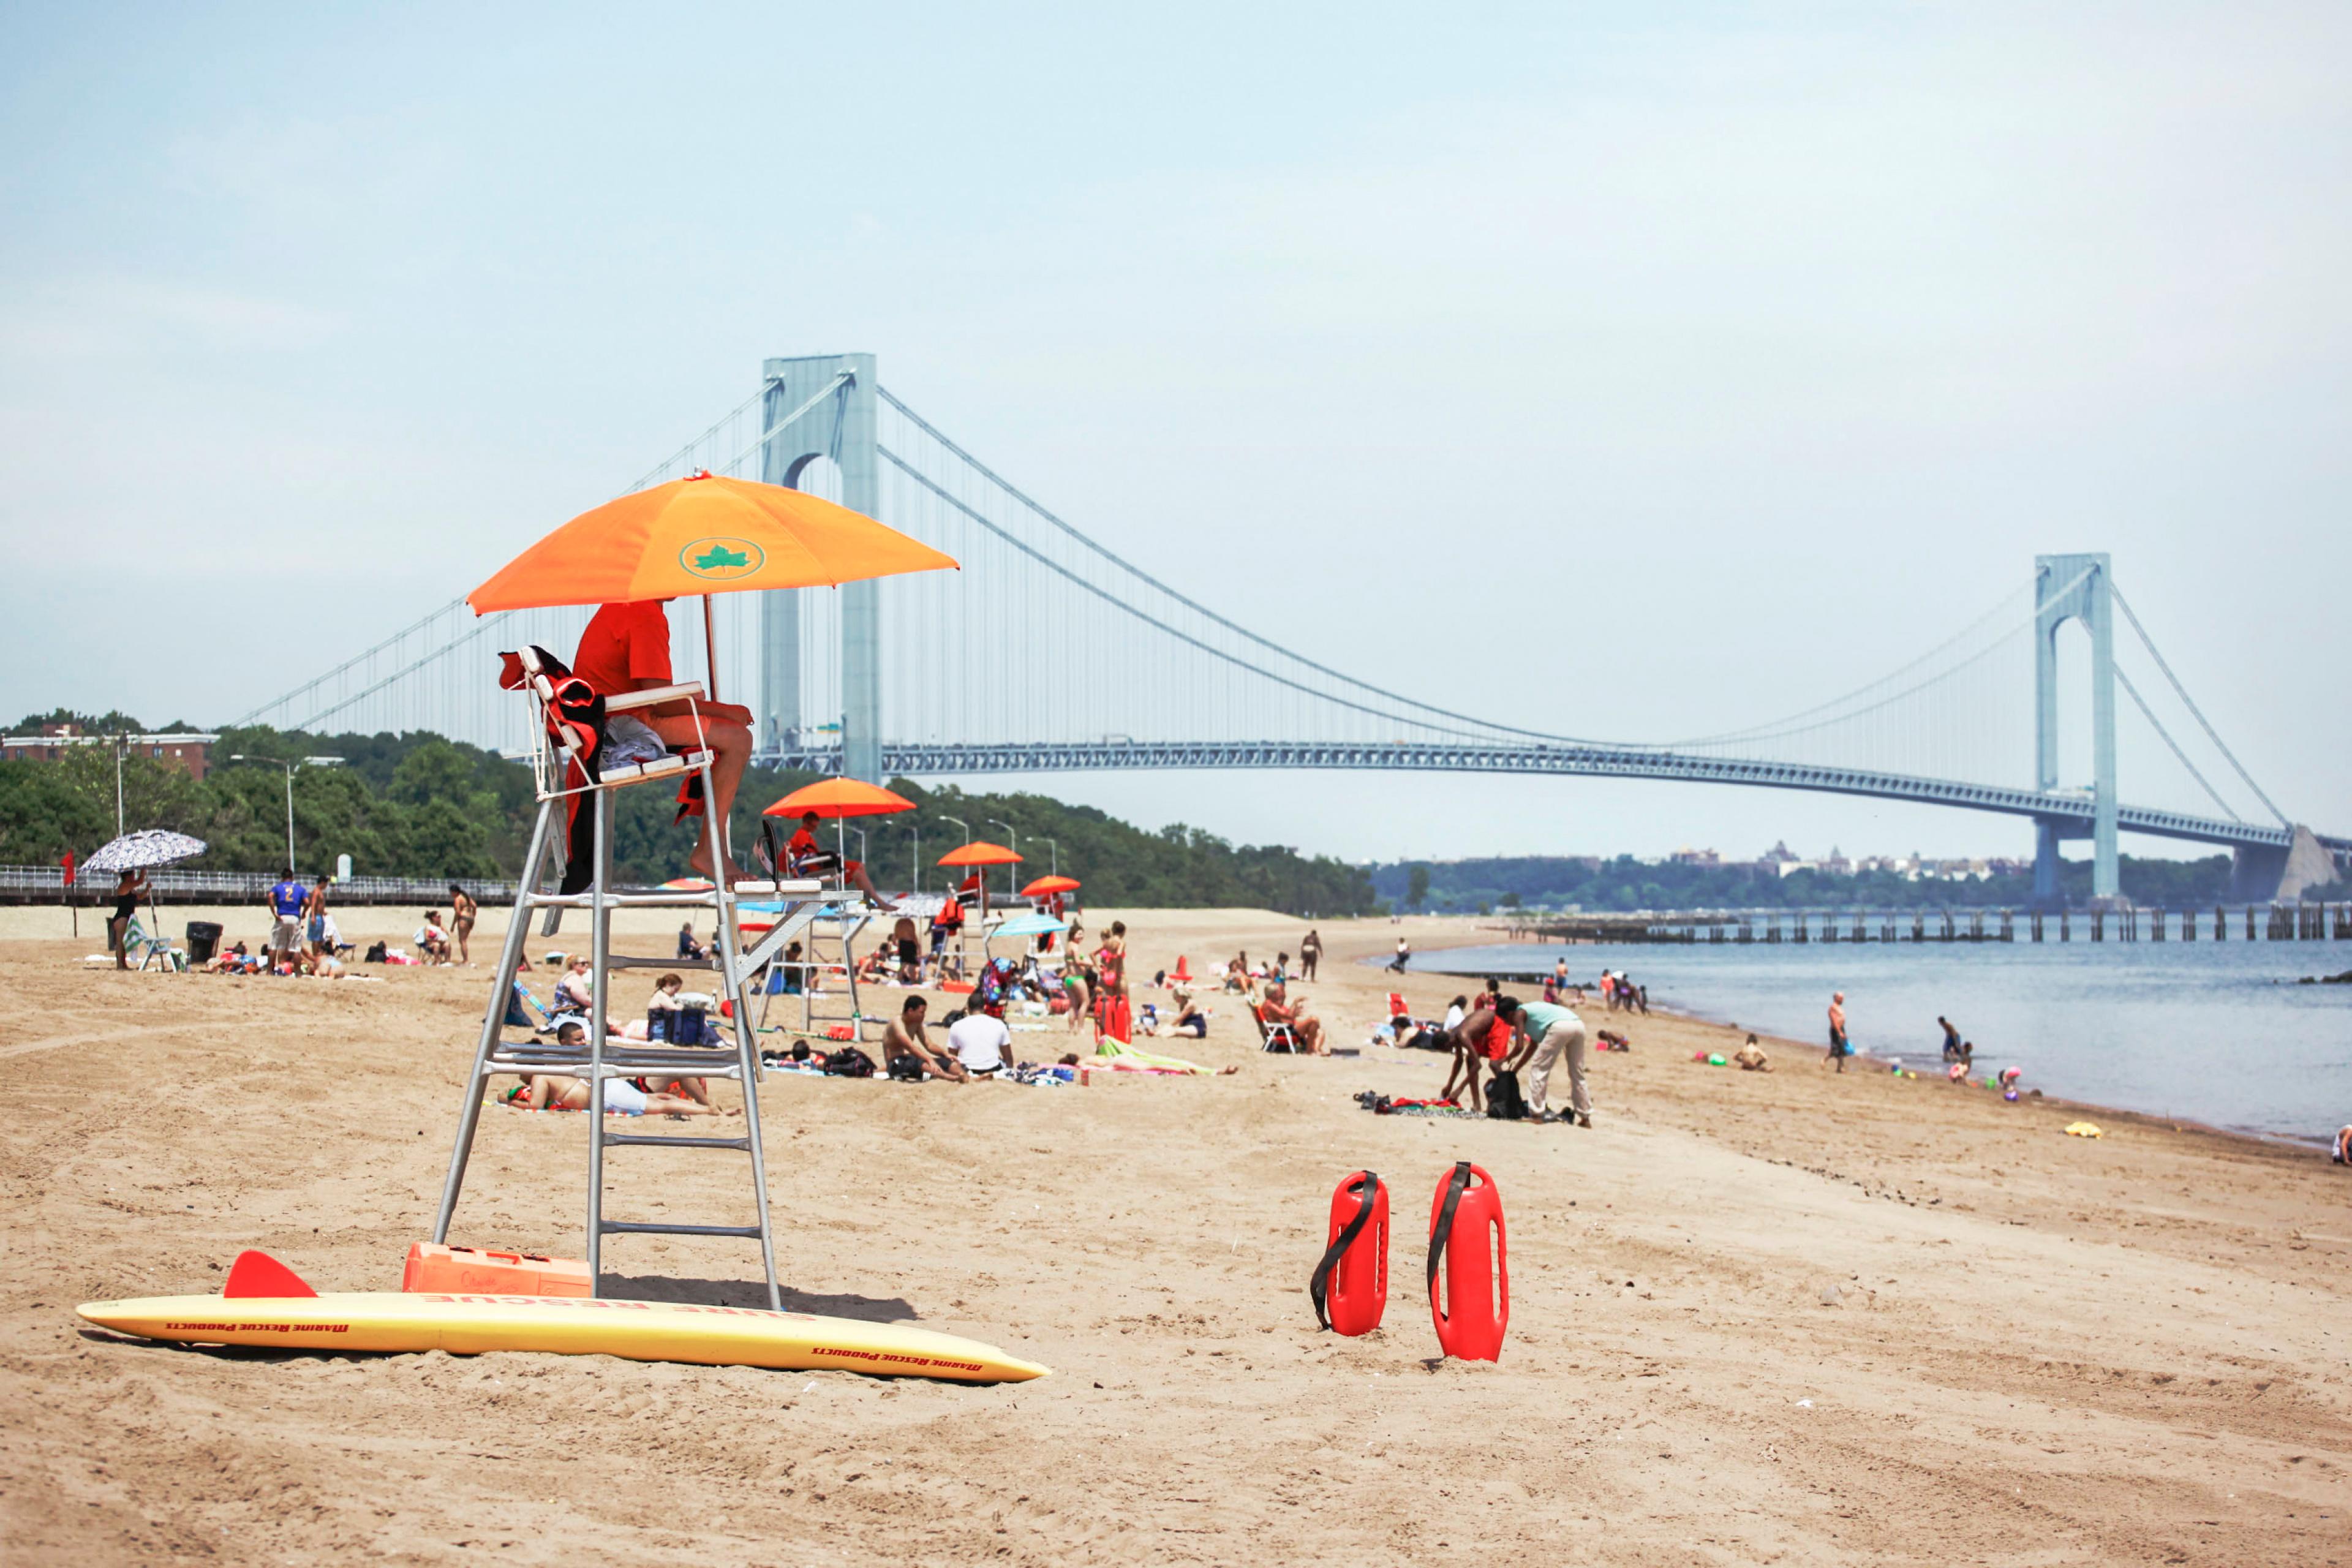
[2032,552,2119,903]
[759,353,882,781]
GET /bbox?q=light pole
[940,815,968,846]
[230,755,344,873]
[851,827,869,870]
[987,818,1017,901]
[910,823,921,897]
[1044,838,1059,877]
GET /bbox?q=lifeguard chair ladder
[428,652,827,1310]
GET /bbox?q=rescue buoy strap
[1427,1160,1474,1321]
[1310,1170,1382,1332]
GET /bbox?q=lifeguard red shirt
[572,601,672,696]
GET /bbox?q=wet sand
[1,906,2346,1565]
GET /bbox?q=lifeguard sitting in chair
[572,598,753,883]
[783,811,889,905]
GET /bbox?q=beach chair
[1252,1001,1301,1055]
[121,915,183,972]
[431,644,834,1312]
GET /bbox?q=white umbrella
[83,829,208,876]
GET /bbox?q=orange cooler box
[402,1243,592,1297]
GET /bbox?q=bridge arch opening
[783,451,844,504]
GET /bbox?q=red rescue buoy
[1310,1171,1388,1335]
[1427,1161,1508,1360]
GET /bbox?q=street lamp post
[987,819,1017,902]
[1044,838,1059,877]
[229,755,344,873]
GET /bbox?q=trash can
[185,921,222,964]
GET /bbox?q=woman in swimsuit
[448,884,478,965]
[107,869,149,969]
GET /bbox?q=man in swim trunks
[784,811,888,904]
[1939,1016,1963,1061]
[1826,992,1850,1072]
[571,598,755,882]
[1441,997,1520,1115]
[448,883,478,965]
[881,996,967,1082]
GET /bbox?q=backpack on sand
[1485,1068,1529,1121]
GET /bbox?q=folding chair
[1253,1001,1301,1054]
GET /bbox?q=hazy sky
[4,2,2345,865]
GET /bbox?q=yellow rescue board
[77,1292,1049,1383]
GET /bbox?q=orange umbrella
[763,778,915,819]
[938,841,1020,867]
[1021,874,1080,897]
[469,472,958,612]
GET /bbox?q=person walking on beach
[1298,928,1322,981]
[448,884,478,966]
[572,598,755,883]
[1939,1016,1963,1061]
[1826,992,1850,1072]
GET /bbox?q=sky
[3,2,2345,867]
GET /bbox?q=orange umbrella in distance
[1020,874,1080,897]
[937,841,1020,867]
[763,778,916,820]
[469,472,959,612]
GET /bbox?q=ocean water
[1387,938,2352,1143]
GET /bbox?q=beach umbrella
[763,778,916,819]
[937,841,1020,869]
[82,829,207,876]
[1020,874,1080,898]
[986,908,1067,956]
[762,778,916,888]
[938,840,1019,921]
[466,470,958,700]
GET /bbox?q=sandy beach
[2,905,2346,1566]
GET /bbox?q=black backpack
[1486,1068,1529,1120]
[822,1047,876,1078]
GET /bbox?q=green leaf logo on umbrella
[678,537,766,580]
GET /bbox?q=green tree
[1406,865,1431,909]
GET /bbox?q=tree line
[0,711,1378,915]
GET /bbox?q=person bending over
[572,597,754,884]
[882,995,968,1082]
[2334,1125,2352,1166]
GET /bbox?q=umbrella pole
[701,594,720,703]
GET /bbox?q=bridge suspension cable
[2110,583,2290,828]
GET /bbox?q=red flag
[60,851,75,888]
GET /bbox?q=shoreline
[1385,936,2346,1156]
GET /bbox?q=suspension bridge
[242,352,2348,905]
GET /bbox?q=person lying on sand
[1735,1034,1772,1072]
[502,1074,736,1117]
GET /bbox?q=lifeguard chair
[428,647,834,1309]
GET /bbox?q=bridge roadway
[758,739,2349,858]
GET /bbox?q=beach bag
[1485,1068,1529,1121]
[822,1047,876,1078]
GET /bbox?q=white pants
[1528,1019,1589,1117]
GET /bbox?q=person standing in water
[1826,992,1850,1072]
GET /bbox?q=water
[1388,939,2352,1143]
